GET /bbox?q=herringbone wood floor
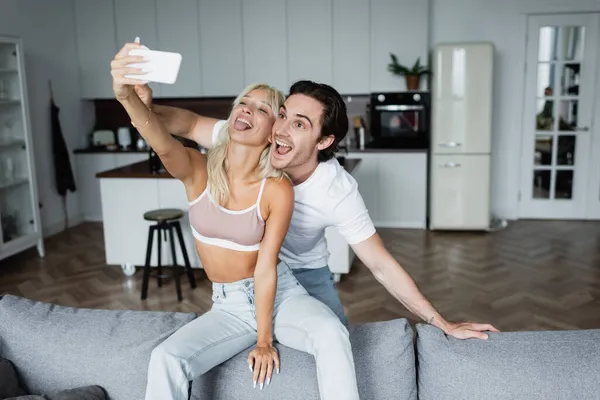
[1,221,600,332]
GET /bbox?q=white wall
[4,0,598,232]
[0,0,94,236]
[431,0,600,219]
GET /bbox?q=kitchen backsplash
[86,94,371,150]
[342,95,371,149]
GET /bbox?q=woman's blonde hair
[206,83,285,206]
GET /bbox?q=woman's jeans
[144,262,359,400]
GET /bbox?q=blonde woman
[110,42,359,400]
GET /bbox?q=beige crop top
[188,178,267,252]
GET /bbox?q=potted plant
[387,54,430,91]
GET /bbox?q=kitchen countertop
[97,158,361,179]
[342,147,427,153]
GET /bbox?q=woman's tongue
[234,120,251,131]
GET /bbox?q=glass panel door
[0,41,36,245]
[520,14,598,219]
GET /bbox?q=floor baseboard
[43,214,84,238]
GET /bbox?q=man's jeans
[292,265,348,326]
[145,262,359,400]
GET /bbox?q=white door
[519,14,599,219]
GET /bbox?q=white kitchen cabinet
[74,0,118,99]
[199,0,244,96]
[346,152,427,228]
[431,43,494,154]
[325,226,355,278]
[73,0,432,98]
[101,178,160,267]
[333,0,370,94]
[242,0,287,91]
[156,0,202,97]
[75,154,116,222]
[114,0,162,97]
[370,0,429,92]
[157,179,202,268]
[75,153,147,221]
[430,154,491,230]
[377,153,427,228]
[100,177,203,270]
[347,154,380,223]
[287,0,333,87]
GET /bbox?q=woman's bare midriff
[194,241,259,283]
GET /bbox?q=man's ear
[317,135,335,151]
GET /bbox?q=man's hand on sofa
[442,321,500,340]
[352,236,502,341]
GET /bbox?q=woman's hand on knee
[248,344,279,390]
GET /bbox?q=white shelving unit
[0,36,44,261]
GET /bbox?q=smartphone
[126,47,182,85]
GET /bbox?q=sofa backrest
[190,318,418,400]
[0,295,196,400]
[9,292,599,400]
[416,323,600,399]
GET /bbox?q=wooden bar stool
[141,208,196,301]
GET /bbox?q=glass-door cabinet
[0,36,44,261]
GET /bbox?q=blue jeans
[145,262,359,400]
[291,265,348,327]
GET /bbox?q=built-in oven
[368,91,430,149]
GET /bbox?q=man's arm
[153,105,218,148]
[350,234,498,339]
[133,85,220,149]
[332,173,498,339]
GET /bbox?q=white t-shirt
[211,120,376,269]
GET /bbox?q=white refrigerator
[429,42,494,230]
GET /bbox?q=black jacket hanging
[49,81,76,196]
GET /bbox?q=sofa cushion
[0,295,196,400]
[43,385,107,400]
[0,357,106,399]
[191,318,417,400]
[4,386,106,400]
[0,357,28,397]
[416,323,600,400]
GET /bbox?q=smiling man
[138,80,498,340]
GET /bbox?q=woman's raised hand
[110,42,148,101]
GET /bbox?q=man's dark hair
[288,80,348,162]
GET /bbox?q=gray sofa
[0,294,599,400]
